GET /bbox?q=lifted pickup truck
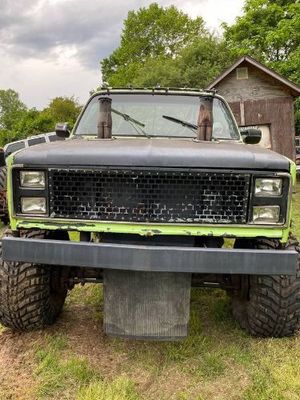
[0,88,299,339]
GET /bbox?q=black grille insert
[49,169,250,224]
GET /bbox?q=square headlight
[21,197,46,214]
[253,206,280,224]
[255,178,282,197]
[20,171,45,188]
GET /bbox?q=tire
[0,230,68,331]
[0,166,7,191]
[230,235,300,337]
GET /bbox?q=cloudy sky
[0,0,244,109]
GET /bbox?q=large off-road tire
[231,236,300,337]
[0,166,7,192]
[0,230,68,331]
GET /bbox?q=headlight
[255,178,282,196]
[20,171,45,188]
[21,197,46,214]
[253,206,280,224]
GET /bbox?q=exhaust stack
[197,98,213,141]
[98,97,112,139]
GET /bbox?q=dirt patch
[0,330,39,399]
[56,304,128,377]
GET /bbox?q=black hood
[13,137,290,171]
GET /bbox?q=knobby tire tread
[0,230,67,331]
[231,235,300,337]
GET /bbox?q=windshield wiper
[112,108,145,127]
[162,115,197,133]
[112,108,149,137]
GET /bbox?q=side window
[5,142,25,157]
[28,137,46,146]
[212,98,240,140]
[49,134,64,142]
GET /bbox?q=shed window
[236,67,248,80]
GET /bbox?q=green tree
[44,96,82,129]
[0,93,82,147]
[124,35,233,89]
[101,3,206,86]
[11,109,54,142]
[223,0,300,79]
[0,89,27,131]
[178,36,234,88]
[125,56,182,87]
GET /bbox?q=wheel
[0,230,68,331]
[0,166,7,191]
[230,236,300,337]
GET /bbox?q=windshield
[74,94,240,140]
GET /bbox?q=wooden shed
[206,55,300,160]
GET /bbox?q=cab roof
[92,87,218,98]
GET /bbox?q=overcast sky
[0,0,244,109]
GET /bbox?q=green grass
[76,377,140,400]
[34,334,103,399]
[33,332,141,399]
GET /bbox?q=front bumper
[2,237,298,275]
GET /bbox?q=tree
[0,89,27,131]
[223,0,300,80]
[123,35,233,89]
[101,3,206,85]
[0,93,82,147]
[44,96,82,129]
[178,36,234,88]
[11,109,54,142]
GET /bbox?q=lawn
[0,189,300,400]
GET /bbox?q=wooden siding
[228,97,295,159]
[216,61,291,102]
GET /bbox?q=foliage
[223,0,300,73]
[101,3,207,86]
[44,96,82,129]
[8,109,54,143]
[178,36,235,88]
[115,35,234,89]
[0,94,82,147]
[0,89,27,132]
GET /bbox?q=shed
[206,55,300,160]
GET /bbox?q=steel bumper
[1,237,298,275]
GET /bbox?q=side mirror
[55,122,70,138]
[241,128,262,145]
[0,150,6,167]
